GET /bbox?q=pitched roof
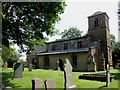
[46,36,88,44]
[91,11,105,16]
[37,48,89,56]
[88,11,109,18]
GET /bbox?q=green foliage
[2,2,66,52]
[61,27,83,39]
[110,34,116,51]
[3,61,8,69]
[2,45,19,63]
[113,42,120,59]
[110,34,120,59]
[0,57,3,67]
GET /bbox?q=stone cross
[32,78,42,90]
[44,79,56,89]
[106,64,110,87]
[64,58,76,89]
[28,63,32,71]
[13,62,23,79]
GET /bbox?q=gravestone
[13,62,23,79]
[106,64,110,87]
[32,57,36,69]
[64,58,76,89]
[56,60,60,70]
[87,54,96,72]
[32,78,42,90]
[59,59,64,71]
[44,79,56,89]
[28,63,32,71]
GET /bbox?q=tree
[110,34,120,68]
[2,2,66,52]
[61,27,83,39]
[112,42,120,58]
[110,34,116,51]
[2,45,19,68]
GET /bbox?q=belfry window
[94,18,99,27]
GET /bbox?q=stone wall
[38,52,89,71]
[47,37,89,52]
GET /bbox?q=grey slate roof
[88,11,109,18]
[91,11,105,16]
[46,36,88,44]
[37,48,89,56]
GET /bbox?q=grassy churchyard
[1,68,120,89]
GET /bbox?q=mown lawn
[1,68,120,89]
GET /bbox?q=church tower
[88,11,113,69]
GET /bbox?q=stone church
[27,11,113,71]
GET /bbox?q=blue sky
[48,0,119,42]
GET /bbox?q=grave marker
[59,59,64,71]
[44,79,56,89]
[32,78,42,90]
[87,53,96,72]
[28,63,32,71]
[13,62,23,79]
[64,58,76,89]
[106,64,110,87]
[56,60,60,70]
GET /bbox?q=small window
[51,44,56,51]
[64,43,68,50]
[94,18,99,27]
[77,41,82,48]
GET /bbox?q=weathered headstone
[44,79,56,89]
[32,78,42,90]
[64,58,76,89]
[59,59,64,71]
[56,60,60,70]
[13,62,23,79]
[32,57,36,69]
[87,54,96,72]
[106,64,110,87]
[28,63,32,71]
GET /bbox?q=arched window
[94,18,99,27]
